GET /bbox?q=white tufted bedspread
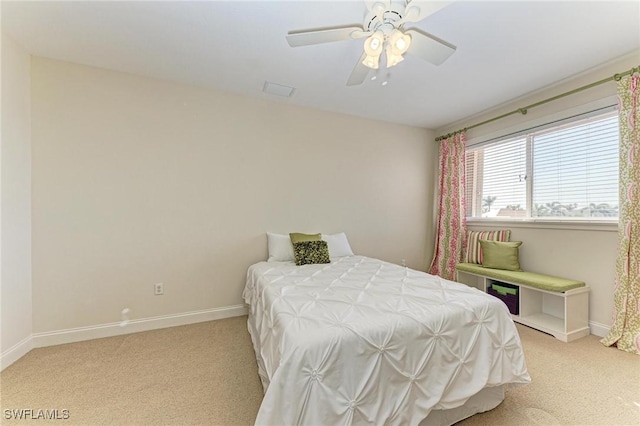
[243,256,530,426]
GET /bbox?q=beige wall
[31,57,436,333]
[1,36,33,353]
[437,51,640,331]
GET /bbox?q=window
[466,109,619,221]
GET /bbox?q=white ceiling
[2,0,639,129]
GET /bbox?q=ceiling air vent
[263,81,295,98]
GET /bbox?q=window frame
[463,98,619,232]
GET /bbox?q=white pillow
[267,232,295,262]
[321,233,354,257]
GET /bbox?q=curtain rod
[435,65,640,142]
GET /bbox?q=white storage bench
[455,263,590,342]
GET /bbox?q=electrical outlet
[154,283,164,295]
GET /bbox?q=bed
[243,254,530,425]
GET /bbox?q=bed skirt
[419,385,505,425]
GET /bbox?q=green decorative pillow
[479,240,523,271]
[289,233,321,244]
[464,229,511,264]
[293,240,331,266]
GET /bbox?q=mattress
[243,255,530,425]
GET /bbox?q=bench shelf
[456,269,590,342]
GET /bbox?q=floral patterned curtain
[602,72,640,355]
[428,133,467,280]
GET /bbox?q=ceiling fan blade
[402,0,453,23]
[405,29,456,65]
[347,53,371,86]
[286,26,368,47]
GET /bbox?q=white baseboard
[32,304,247,348]
[1,335,34,371]
[589,321,611,338]
[0,305,247,371]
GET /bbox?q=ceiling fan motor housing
[364,1,407,35]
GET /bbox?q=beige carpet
[1,317,639,425]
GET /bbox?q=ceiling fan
[286,0,457,86]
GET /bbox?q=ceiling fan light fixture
[363,31,384,69]
[386,54,404,68]
[388,29,411,55]
[386,47,405,68]
[395,37,407,51]
[363,54,380,69]
[364,31,384,55]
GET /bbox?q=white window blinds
[465,109,619,220]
